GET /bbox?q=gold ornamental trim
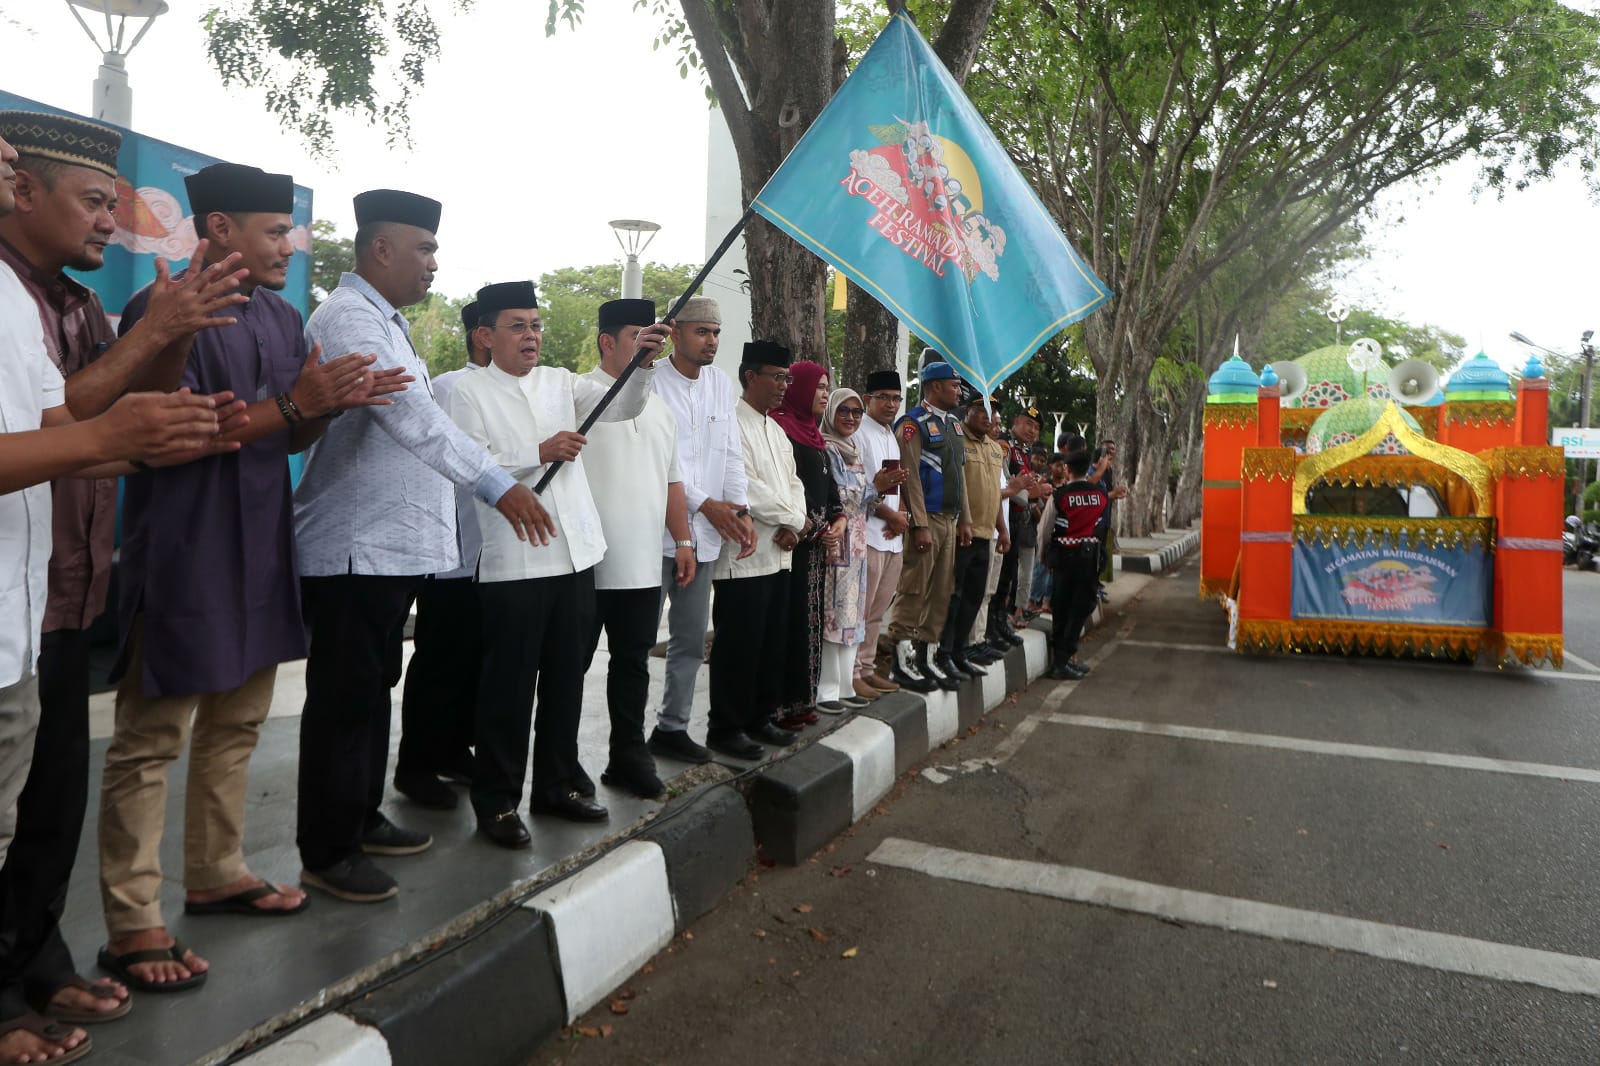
[1198,575,1234,601]
[1292,402,1492,516]
[1302,455,1466,495]
[1204,405,1260,429]
[1236,618,1486,661]
[1445,401,1518,428]
[1480,446,1567,481]
[1240,448,1298,482]
[1280,409,1322,431]
[1291,515,1494,551]
[1491,632,1564,669]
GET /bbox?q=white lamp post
[65,0,169,127]
[608,219,660,300]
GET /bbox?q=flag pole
[532,206,756,495]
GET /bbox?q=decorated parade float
[1199,328,1564,667]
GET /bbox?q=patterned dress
[822,444,878,644]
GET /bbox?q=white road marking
[1561,649,1600,675]
[1045,713,1600,785]
[867,837,1600,999]
[1113,638,1600,684]
[1120,638,1231,655]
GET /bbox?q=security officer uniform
[1044,472,1109,680]
[886,360,971,689]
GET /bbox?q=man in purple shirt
[95,163,406,992]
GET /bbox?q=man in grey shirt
[292,190,553,903]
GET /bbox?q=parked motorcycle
[1564,515,1600,570]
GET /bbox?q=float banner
[0,90,314,321]
[1291,534,1491,627]
[749,11,1110,396]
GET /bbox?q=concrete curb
[1116,528,1200,574]
[228,630,1050,1066]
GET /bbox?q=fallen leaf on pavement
[609,1000,629,1015]
[683,932,695,941]
[830,865,852,878]
[841,946,859,959]
[1437,842,1451,850]
[601,1025,613,1038]
[574,1026,603,1038]
[1262,979,1278,990]
[795,903,814,914]
[809,928,829,942]
[642,964,654,975]
[753,928,768,938]
[1296,828,1309,836]
[618,988,636,1000]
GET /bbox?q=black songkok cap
[598,299,656,330]
[185,163,293,221]
[353,188,442,233]
[0,110,120,179]
[460,300,479,335]
[865,369,901,393]
[475,281,538,315]
[741,340,792,368]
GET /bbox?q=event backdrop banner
[0,89,314,320]
[1291,534,1492,628]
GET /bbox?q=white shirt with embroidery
[716,399,807,581]
[581,367,682,591]
[856,414,905,555]
[651,356,748,563]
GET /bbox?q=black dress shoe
[571,772,597,798]
[649,727,714,764]
[706,730,765,760]
[360,814,432,856]
[601,763,665,799]
[393,768,458,810]
[753,722,795,747]
[439,754,476,786]
[1047,661,1089,681]
[934,650,973,681]
[964,644,1000,665]
[302,856,397,903]
[952,652,988,677]
[530,791,609,822]
[477,810,532,849]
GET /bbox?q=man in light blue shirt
[292,190,553,903]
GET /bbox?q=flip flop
[38,974,131,1024]
[96,941,207,994]
[0,1011,92,1064]
[183,882,309,918]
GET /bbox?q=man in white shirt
[294,192,554,902]
[706,342,809,761]
[394,299,490,811]
[445,281,668,849]
[648,297,754,764]
[853,369,909,695]
[0,121,246,1065]
[580,299,695,800]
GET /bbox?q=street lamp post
[65,0,169,127]
[608,219,660,300]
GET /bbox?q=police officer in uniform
[886,353,972,691]
[1040,447,1127,680]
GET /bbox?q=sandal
[97,940,207,994]
[0,1012,91,1065]
[184,882,308,918]
[38,974,131,1024]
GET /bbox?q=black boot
[891,639,937,693]
[922,645,961,689]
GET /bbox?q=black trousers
[0,630,88,1018]
[472,569,595,817]
[1049,545,1100,662]
[397,576,479,778]
[581,585,660,772]
[941,538,992,652]
[993,539,1021,624]
[298,574,420,872]
[708,572,789,738]
[779,543,821,713]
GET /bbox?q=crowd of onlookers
[0,110,1121,1064]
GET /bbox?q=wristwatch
[674,539,694,549]
[734,507,750,518]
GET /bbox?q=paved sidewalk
[57,529,1198,1065]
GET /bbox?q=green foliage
[308,219,353,310]
[536,261,700,372]
[203,0,471,156]
[401,291,473,380]
[1582,479,1600,524]
[1254,283,1468,373]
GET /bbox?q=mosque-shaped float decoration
[1199,327,1564,666]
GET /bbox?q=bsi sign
[1553,428,1600,459]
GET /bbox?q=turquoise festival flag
[750,11,1111,394]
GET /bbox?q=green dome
[1305,397,1422,455]
[1287,344,1392,409]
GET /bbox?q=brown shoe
[867,673,900,692]
[851,678,882,701]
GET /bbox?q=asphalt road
[531,562,1600,1065]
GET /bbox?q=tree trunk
[841,282,900,390]
[1167,397,1205,528]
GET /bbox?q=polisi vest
[896,403,965,515]
[1052,479,1108,547]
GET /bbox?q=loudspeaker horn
[1269,360,1308,403]
[1387,359,1440,404]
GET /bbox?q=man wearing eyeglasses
[443,281,669,849]
[853,369,909,696]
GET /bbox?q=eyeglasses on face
[756,370,794,384]
[493,320,544,335]
[867,392,903,404]
[836,406,864,418]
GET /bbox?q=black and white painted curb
[1116,528,1200,575]
[228,632,1048,1066]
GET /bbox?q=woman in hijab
[817,387,907,711]
[770,360,844,730]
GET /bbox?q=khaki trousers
[854,546,905,679]
[0,672,41,864]
[99,624,275,935]
[887,513,958,644]
[969,545,1006,644]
